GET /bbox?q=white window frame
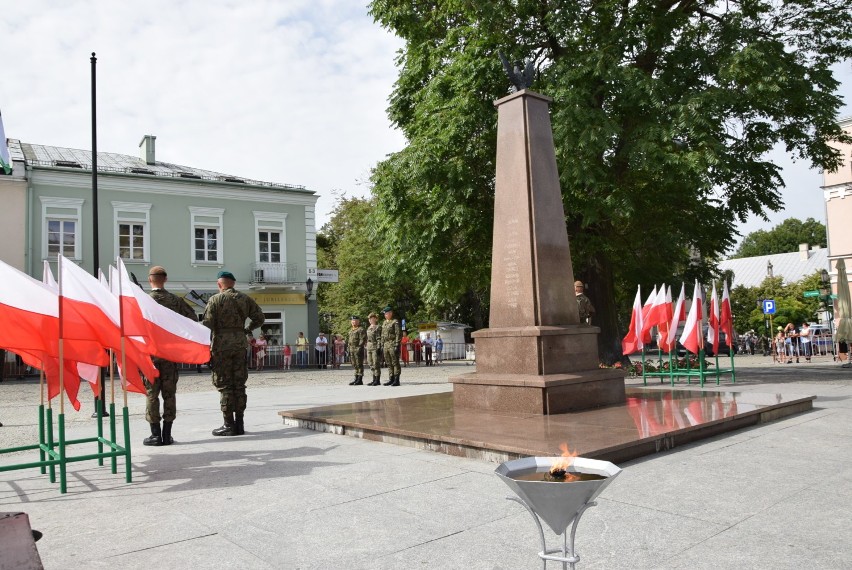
[40,196,84,261]
[112,201,151,263]
[253,211,288,264]
[189,206,225,266]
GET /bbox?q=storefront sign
[250,293,306,305]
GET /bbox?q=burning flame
[549,443,579,481]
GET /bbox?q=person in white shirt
[423,333,435,366]
[315,332,328,369]
[799,322,812,362]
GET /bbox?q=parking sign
[762,299,776,314]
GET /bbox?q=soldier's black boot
[234,413,245,436]
[390,374,401,387]
[143,422,162,446]
[212,413,235,436]
[349,375,360,385]
[161,421,174,445]
[353,375,364,385]
[382,374,393,385]
[368,375,380,386]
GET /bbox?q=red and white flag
[639,285,658,344]
[59,256,155,393]
[655,285,673,352]
[679,281,705,355]
[706,282,720,350]
[117,259,210,364]
[666,283,686,352]
[720,280,733,346]
[622,286,644,355]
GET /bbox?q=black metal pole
[90,52,107,418]
[91,52,99,276]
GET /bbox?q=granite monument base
[450,325,626,414]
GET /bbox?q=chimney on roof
[139,135,156,165]
[799,243,809,260]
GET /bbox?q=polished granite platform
[279,387,815,463]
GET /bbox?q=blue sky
[1,0,849,246]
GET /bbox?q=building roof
[718,248,828,288]
[7,139,309,192]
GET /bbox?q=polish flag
[639,285,658,344]
[666,283,686,352]
[59,256,155,393]
[0,260,88,410]
[43,261,103,404]
[655,286,672,352]
[720,280,734,346]
[621,286,644,355]
[116,259,210,364]
[679,281,705,355]
[706,282,720,351]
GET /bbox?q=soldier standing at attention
[574,280,596,325]
[203,271,264,437]
[143,266,199,446]
[381,306,402,386]
[365,313,383,386]
[347,315,367,385]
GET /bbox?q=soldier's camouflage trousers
[144,359,179,423]
[383,343,401,376]
[350,347,364,375]
[367,349,381,378]
[210,349,248,415]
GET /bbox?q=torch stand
[507,496,597,570]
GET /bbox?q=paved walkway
[1,356,850,569]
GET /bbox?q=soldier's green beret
[382,306,393,313]
[350,315,360,321]
[217,271,236,281]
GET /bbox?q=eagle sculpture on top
[499,52,535,92]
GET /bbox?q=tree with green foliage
[316,197,424,336]
[730,272,824,338]
[369,0,852,363]
[731,218,827,258]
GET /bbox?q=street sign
[803,290,820,298]
[316,269,339,283]
[762,299,776,314]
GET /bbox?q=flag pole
[38,369,46,474]
[90,51,108,418]
[117,260,132,483]
[109,348,117,474]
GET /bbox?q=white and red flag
[116,259,210,364]
[666,283,686,352]
[59,256,155,394]
[679,281,705,355]
[621,286,644,355]
[639,285,658,344]
[706,282,720,351]
[720,280,733,346]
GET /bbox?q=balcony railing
[250,262,299,285]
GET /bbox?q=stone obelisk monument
[450,89,625,414]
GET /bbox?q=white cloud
[0,0,406,226]
[2,1,848,239]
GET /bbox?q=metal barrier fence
[1,344,472,379]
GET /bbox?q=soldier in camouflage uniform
[143,266,199,446]
[381,306,402,386]
[574,280,596,325]
[347,315,367,385]
[365,313,383,386]
[203,271,264,436]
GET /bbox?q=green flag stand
[0,342,133,494]
[639,345,736,388]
